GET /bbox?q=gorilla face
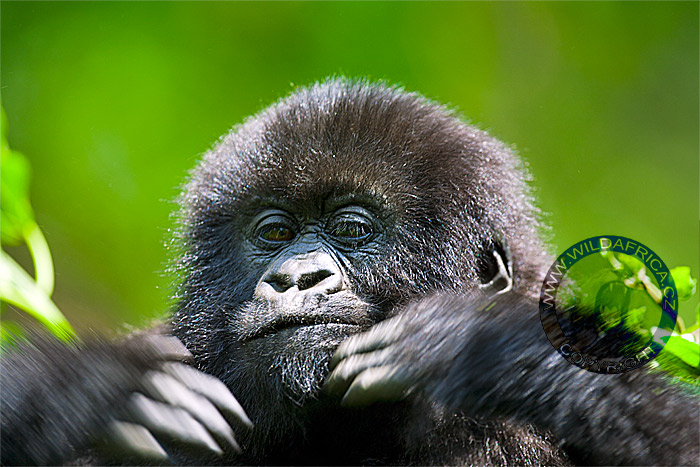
[213,194,402,404]
[229,200,386,402]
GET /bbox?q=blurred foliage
[0,2,697,332]
[595,250,699,383]
[1,104,76,346]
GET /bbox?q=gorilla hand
[101,335,253,462]
[324,294,477,407]
[325,315,413,406]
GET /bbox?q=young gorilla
[2,79,698,466]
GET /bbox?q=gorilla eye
[260,226,295,242]
[331,222,370,239]
[328,208,375,244]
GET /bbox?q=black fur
[0,333,164,465]
[1,78,697,465]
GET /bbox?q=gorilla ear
[478,241,513,295]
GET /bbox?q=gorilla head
[171,78,549,453]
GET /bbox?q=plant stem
[24,222,55,296]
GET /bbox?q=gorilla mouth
[246,315,362,341]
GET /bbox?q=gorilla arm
[0,333,251,465]
[324,292,699,466]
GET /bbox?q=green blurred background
[2,2,698,332]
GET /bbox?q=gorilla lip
[245,315,365,341]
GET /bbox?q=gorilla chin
[232,294,374,402]
[272,324,362,402]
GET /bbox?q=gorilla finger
[105,420,169,462]
[162,361,253,429]
[330,317,405,369]
[141,335,193,361]
[141,370,240,452]
[129,393,223,456]
[340,366,412,407]
[324,349,393,396]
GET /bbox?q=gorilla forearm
[426,293,699,466]
[1,333,248,465]
[327,291,698,465]
[1,337,151,464]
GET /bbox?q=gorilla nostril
[297,269,333,291]
[265,273,293,293]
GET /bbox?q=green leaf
[0,250,75,342]
[653,352,700,387]
[659,335,700,368]
[0,106,36,247]
[670,267,697,302]
[687,303,700,334]
[624,306,647,329]
[0,104,70,343]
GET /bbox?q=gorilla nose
[265,269,334,293]
[255,251,346,301]
[296,269,333,291]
